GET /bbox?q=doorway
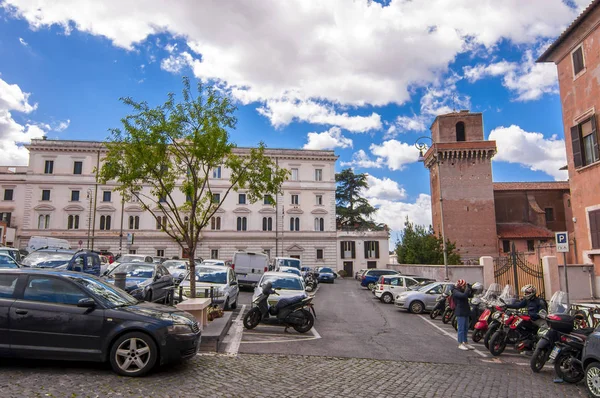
[367,261,377,269]
[343,261,353,276]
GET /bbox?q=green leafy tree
[395,217,461,265]
[335,168,382,230]
[99,77,288,298]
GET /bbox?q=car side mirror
[230,281,238,286]
[77,298,96,308]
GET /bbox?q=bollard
[179,285,183,303]
[114,272,127,291]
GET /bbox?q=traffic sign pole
[555,232,570,303]
[563,252,569,303]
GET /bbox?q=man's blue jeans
[457,316,469,344]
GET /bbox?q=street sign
[78,240,83,245]
[555,231,569,253]
[127,233,134,245]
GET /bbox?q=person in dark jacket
[505,284,547,328]
[452,279,474,351]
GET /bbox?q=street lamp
[86,188,94,249]
[415,136,449,281]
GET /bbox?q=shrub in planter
[337,270,348,278]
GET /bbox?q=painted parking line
[223,304,246,355]
[419,315,488,358]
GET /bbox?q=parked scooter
[304,274,318,292]
[431,285,453,320]
[472,283,502,343]
[483,285,518,349]
[530,290,570,372]
[243,281,316,333]
[552,327,595,383]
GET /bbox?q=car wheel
[409,301,424,314]
[367,282,376,290]
[381,293,394,304]
[586,362,600,398]
[231,296,238,310]
[109,332,157,377]
[145,290,153,303]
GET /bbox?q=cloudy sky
[0,0,589,239]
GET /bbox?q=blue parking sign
[555,232,569,253]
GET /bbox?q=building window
[44,160,54,174]
[129,249,137,255]
[211,249,219,259]
[156,249,165,257]
[100,215,112,230]
[456,122,465,142]
[156,216,168,230]
[573,45,585,76]
[158,195,167,203]
[239,193,246,205]
[67,215,80,230]
[340,241,356,259]
[38,214,50,229]
[502,240,511,253]
[291,168,298,181]
[73,161,83,175]
[3,189,13,201]
[316,249,324,260]
[102,191,111,202]
[213,166,222,179]
[316,194,323,205]
[41,189,51,201]
[527,240,535,252]
[590,209,600,250]
[290,217,300,231]
[264,194,273,205]
[0,212,12,227]
[129,215,140,230]
[70,190,80,202]
[571,116,599,168]
[365,241,380,259]
[210,216,221,230]
[237,217,247,231]
[262,217,273,231]
[315,169,322,181]
[212,193,220,204]
[314,217,324,231]
[545,207,555,222]
[291,194,299,205]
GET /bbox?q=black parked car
[105,262,174,303]
[0,269,200,376]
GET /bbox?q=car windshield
[320,268,334,273]
[281,268,301,276]
[109,263,154,279]
[418,283,439,292]
[188,267,227,284]
[0,255,18,268]
[68,274,138,307]
[163,260,188,272]
[22,251,72,267]
[277,259,301,269]
[260,275,303,290]
[117,255,146,263]
[0,249,19,262]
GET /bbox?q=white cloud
[257,99,381,133]
[0,78,37,113]
[391,114,429,136]
[303,127,352,150]
[364,175,407,201]
[489,124,567,180]
[367,194,433,233]
[370,140,420,171]
[54,119,70,132]
[160,52,193,74]
[463,50,558,101]
[340,149,383,169]
[3,0,579,126]
[165,43,178,53]
[18,37,28,47]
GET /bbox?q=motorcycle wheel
[530,346,549,373]
[484,322,500,350]
[442,309,452,324]
[243,308,261,330]
[305,284,314,292]
[430,309,440,320]
[489,330,507,356]
[555,350,585,383]
[292,309,315,333]
[472,329,484,343]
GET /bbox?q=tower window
[456,122,465,142]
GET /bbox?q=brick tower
[423,111,498,261]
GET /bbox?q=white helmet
[471,282,483,294]
[521,284,536,300]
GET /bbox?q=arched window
[290,217,300,231]
[38,214,50,229]
[68,215,80,230]
[456,122,465,142]
[237,216,247,231]
[314,217,324,231]
[262,217,273,231]
[100,215,112,230]
[211,216,221,230]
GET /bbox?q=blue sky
[0,0,590,234]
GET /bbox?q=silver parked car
[178,265,239,310]
[394,282,454,314]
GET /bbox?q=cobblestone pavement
[0,353,588,398]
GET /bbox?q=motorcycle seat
[275,295,306,310]
[572,328,595,339]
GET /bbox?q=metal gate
[494,243,545,298]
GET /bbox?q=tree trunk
[188,248,196,298]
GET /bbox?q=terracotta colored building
[423,111,572,264]
[538,1,600,278]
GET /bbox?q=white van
[273,257,302,271]
[27,236,71,253]
[232,251,270,287]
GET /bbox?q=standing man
[452,279,474,351]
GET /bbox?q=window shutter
[351,241,356,259]
[375,242,380,259]
[364,242,369,259]
[571,125,583,168]
[592,115,600,162]
[591,210,600,250]
[340,242,345,259]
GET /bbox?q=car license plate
[549,346,561,360]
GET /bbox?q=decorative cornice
[125,205,144,213]
[96,204,116,212]
[258,207,276,214]
[311,208,328,215]
[34,204,56,211]
[423,141,497,168]
[63,204,85,212]
[233,207,251,214]
[285,244,304,252]
[286,208,304,214]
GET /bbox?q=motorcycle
[472,283,502,343]
[304,274,318,292]
[552,328,595,383]
[483,285,518,349]
[431,291,449,320]
[243,281,316,333]
[530,290,569,373]
[488,300,542,357]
